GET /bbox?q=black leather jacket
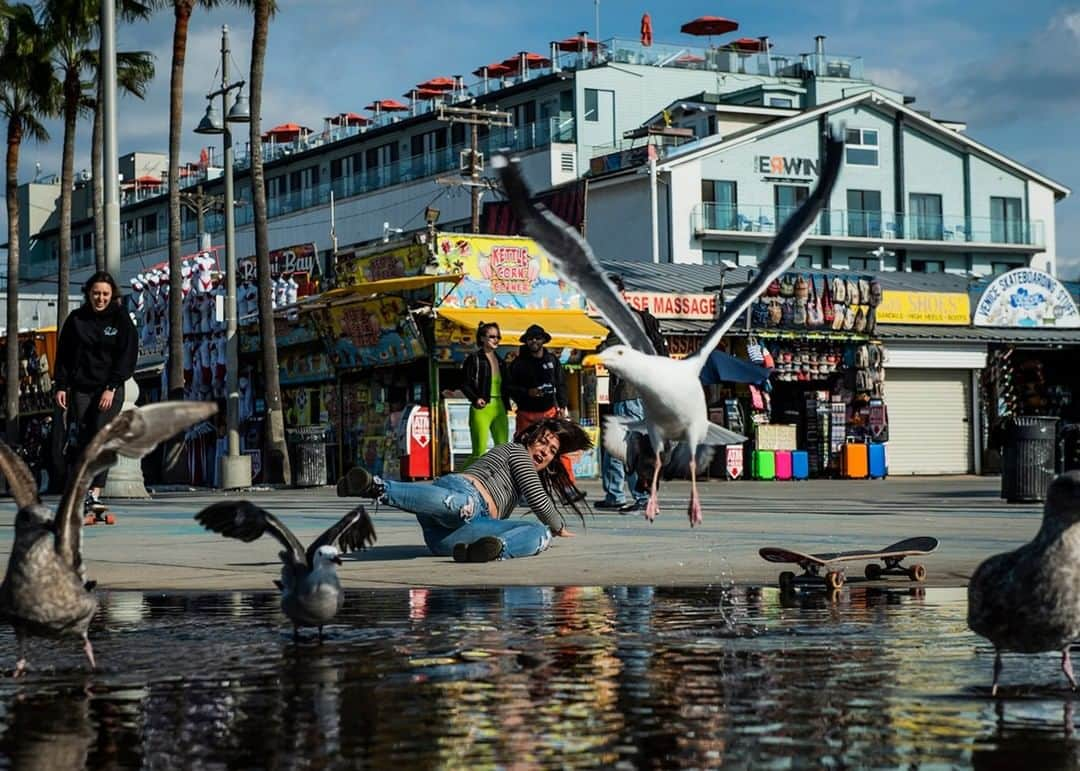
[461,351,511,410]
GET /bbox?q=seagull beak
[582,353,603,368]
[331,555,343,566]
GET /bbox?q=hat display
[521,324,552,344]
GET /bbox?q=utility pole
[434,104,512,232]
[179,184,224,247]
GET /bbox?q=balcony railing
[692,202,1046,247]
[110,116,574,257]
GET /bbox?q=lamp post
[195,24,252,489]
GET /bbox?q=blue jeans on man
[382,475,552,559]
[600,398,649,508]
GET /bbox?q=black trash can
[1001,416,1058,503]
[289,426,329,488]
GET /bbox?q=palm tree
[247,0,289,484]
[1,3,54,442]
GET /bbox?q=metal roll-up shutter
[884,368,972,475]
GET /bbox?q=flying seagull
[195,500,376,640]
[968,470,1080,695]
[494,128,844,526]
[0,401,218,676]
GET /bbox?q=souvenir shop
[0,327,58,490]
[427,232,607,476]
[972,268,1080,473]
[738,271,889,479]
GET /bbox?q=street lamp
[195,24,251,489]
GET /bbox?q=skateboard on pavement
[84,504,117,526]
[759,537,939,591]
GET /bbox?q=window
[845,128,879,166]
[848,256,870,271]
[911,259,945,273]
[701,180,737,229]
[794,254,813,269]
[584,88,599,122]
[909,193,943,240]
[703,249,739,266]
[769,97,794,108]
[774,184,809,231]
[991,261,1022,276]
[990,196,1024,244]
[330,158,344,181]
[846,189,881,237]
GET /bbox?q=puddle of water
[1,586,1078,768]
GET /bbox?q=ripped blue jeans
[381,474,553,559]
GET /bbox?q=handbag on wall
[806,275,824,327]
[821,277,835,325]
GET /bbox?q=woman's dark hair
[475,321,501,346]
[515,417,593,526]
[82,271,122,307]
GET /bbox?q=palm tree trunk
[93,39,104,272]
[58,68,79,326]
[250,0,290,484]
[6,120,24,444]
[161,0,195,484]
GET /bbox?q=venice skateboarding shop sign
[973,268,1080,327]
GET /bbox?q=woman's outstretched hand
[98,388,116,411]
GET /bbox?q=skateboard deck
[759,537,938,590]
[84,509,117,526]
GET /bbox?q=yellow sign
[435,233,574,309]
[874,291,970,325]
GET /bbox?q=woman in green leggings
[461,322,510,468]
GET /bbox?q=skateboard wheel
[824,571,844,590]
[864,563,883,581]
[908,564,926,582]
[104,514,117,525]
[778,571,795,590]
[83,515,96,526]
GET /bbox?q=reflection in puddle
[0,586,1078,766]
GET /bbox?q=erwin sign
[756,155,819,177]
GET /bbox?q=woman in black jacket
[53,271,138,519]
[460,322,510,468]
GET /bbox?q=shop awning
[437,307,609,350]
[303,273,464,306]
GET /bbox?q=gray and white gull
[195,500,375,639]
[0,401,218,675]
[968,470,1080,694]
[493,128,844,525]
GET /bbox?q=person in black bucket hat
[506,323,581,496]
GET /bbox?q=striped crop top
[464,442,564,531]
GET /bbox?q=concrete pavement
[0,475,1043,591]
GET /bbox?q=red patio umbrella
[500,51,551,72]
[262,122,311,142]
[325,111,371,126]
[417,76,456,91]
[364,99,409,113]
[641,12,653,47]
[405,87,448,100]
[727,37,770,52]
[135,175,164,185]
[554,35,602,52]
[675,53,706,65]
[472,62,513,78]
[680,15,739,37]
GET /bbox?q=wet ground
[1,585,1078,768]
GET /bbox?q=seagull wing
[492,154,656,355]
[195,500,307,568]
[686,128,846,373]
[308,504,377,564]
[0,440,41,510]
[55,401,219,571]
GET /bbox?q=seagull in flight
[195,500,376,640]
[494,128,844,526]
[0,401,218,675]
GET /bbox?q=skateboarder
[53,271,138,523]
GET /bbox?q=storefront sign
[239,242,318,280]
[973,268,1080,327]
[756,155,819,177]
[875,291,971,325]
[336,243,428,286]
[622,291,717,320]
[311,295,426,369]
[440,234,570,309]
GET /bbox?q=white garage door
[884,369,972,475]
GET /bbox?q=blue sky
[10,0,1080,274]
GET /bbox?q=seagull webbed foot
[83,636,96,670]
[11,659,28,678]
[687,496,702,528]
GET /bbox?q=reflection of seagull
[493,129,844,526]
[0,401,217,675]
[195,501,376,639]
[968,471,1080,695]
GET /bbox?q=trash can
[289,425,329,488]
[1001,416,1058,503]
